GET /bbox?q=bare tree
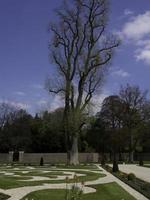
[119,84,147,163]
[48,0,119,164]
[0,102,18,129]
[100,95,125,172]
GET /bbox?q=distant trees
[97,95,125,171]
[0,105,66,153]
[0,103,32,152]
[48,0,119,164]
[86,83,150,165]
[119,84,147,162]
[0,82,150,163]
[0,102,19,129]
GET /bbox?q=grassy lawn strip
[21,182,136,200]
[55,164,97,169]
[0,170,105,189]
[142,165,150,168]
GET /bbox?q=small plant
[65,174,84,200]
[40,157,44,166]
[128,173,136,181]
[112,159,119,172]
[119,172,127,180]
[139,158,144,166]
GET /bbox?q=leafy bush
[112,160,119,172]
[120,172,127,179]
[128,173,136,181]
[139,159,144,166]
[0,193,10,200]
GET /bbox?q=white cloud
[124,9,134,16]
[120,11,150,65]
[112,69,130,78]
[13,91,26,96]
[122,11,150,40]
[137,39,150,50]
[135,49,150,65]
[37,99,48,106]
[0,100,30,110]
[49,95,63,111]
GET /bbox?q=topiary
[128,173,136,181]
[40,157,44,166]
[139,159,144,166]
[112,159,119,172]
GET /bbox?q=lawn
[21,182,136,200]
[0,166,105,189]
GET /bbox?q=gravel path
[109,164,150,183]
[0,166,148,200]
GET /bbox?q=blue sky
[0,0,150,114]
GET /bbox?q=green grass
[56,164,97,169]
[21,182,136,200]
[142,165,150,168]
[0,168,105,189]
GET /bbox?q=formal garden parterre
[0,164,143,200]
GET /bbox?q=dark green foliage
[128,173,136,181]
[0,193,10,200]
[0,108,66,153]
[40,157,44,166]
[101,154,106,166]
[139,158,144,166]
[112,159,119,172]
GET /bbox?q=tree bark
[112,151,119,172]
[70,135,79,165]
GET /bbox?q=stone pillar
[19,151,24,163]
[9,151,14,163]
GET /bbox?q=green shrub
[128,173,136,181]
[0,193,10,200]
[120,172,127,179]
[139,159,144,166]
[112,160,119,172]
[40,157,44,166]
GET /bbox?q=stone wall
[23,153,98,164]
[23,153,67,164]
[0,152,150,164]
[0,153,10,163]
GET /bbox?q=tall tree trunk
[112,151,119,172]
[70,135,79,165]
[129,134,134,163]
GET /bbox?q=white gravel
[0,166,148,200]
[113,164,150,183]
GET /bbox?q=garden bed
[0,193,10,200]
[103,165,150,199]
